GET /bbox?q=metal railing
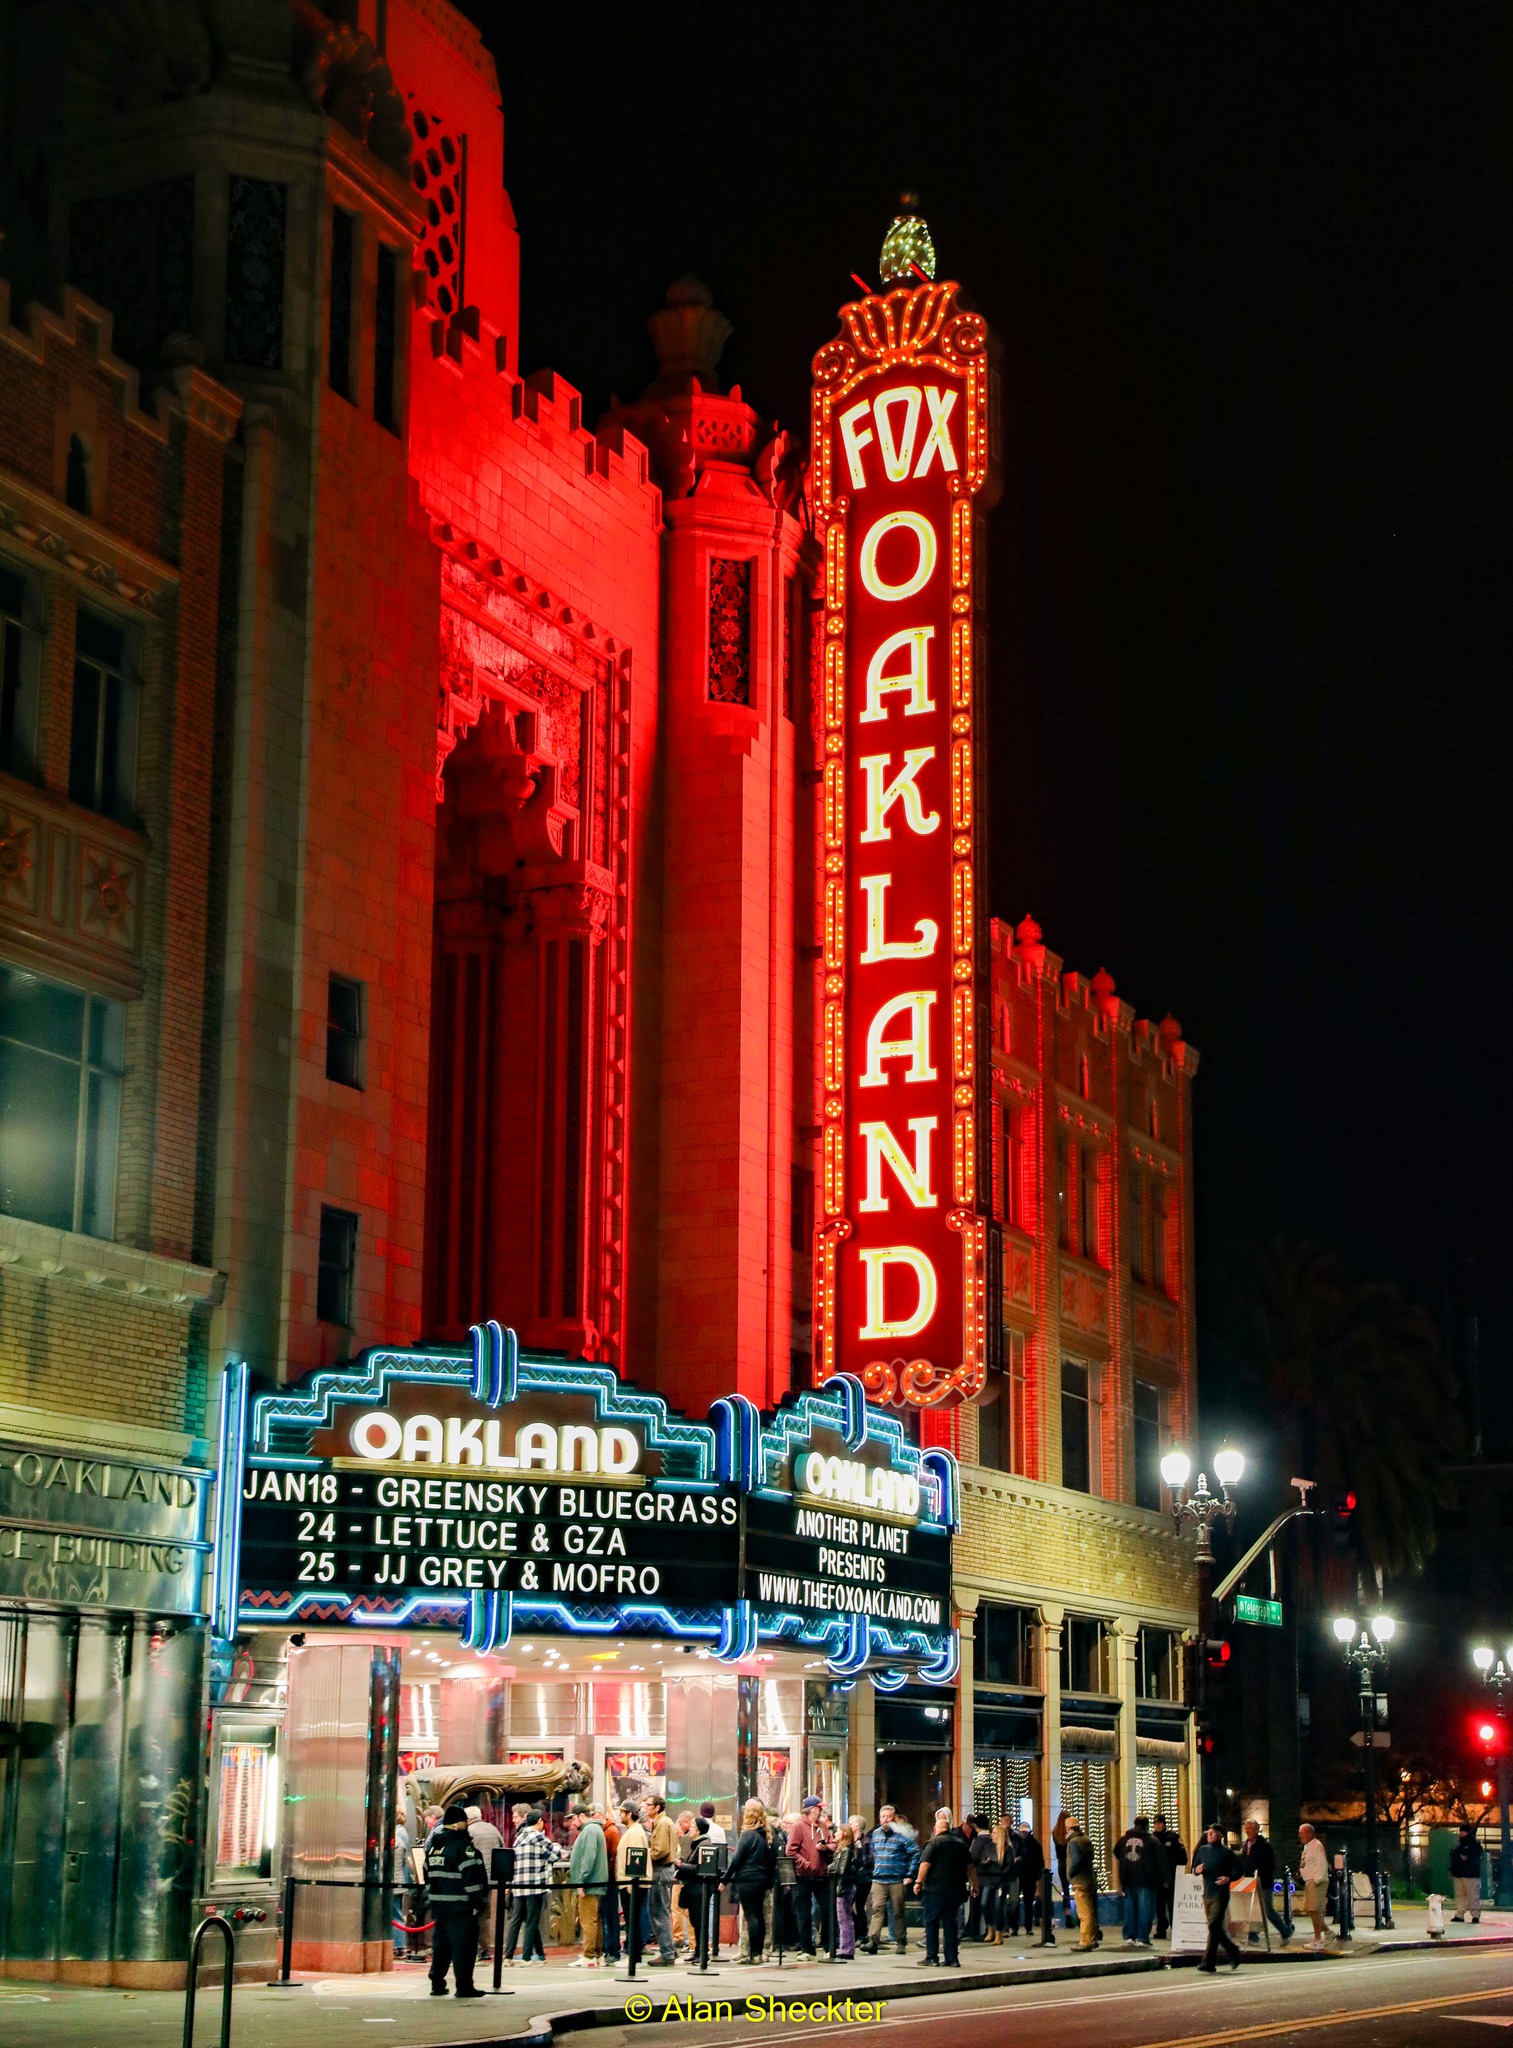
[182,1915,234,2048]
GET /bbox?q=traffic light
[1206,1639,1232,1669]
[1471,1714,1503,1766]
[1330,1488,1358,1555]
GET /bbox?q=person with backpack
[1114,1814,1161,1947]
[1065,1818,1101,1950]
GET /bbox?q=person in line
[1151,1814,1186,1940]
[832,1815,867,1959]
[615,1802,651,1966]
[785,1797,826,1954]
[991,1817,1020,1938]
[501,1807,565,1967]
[670,1809,698,1953]
[465,1804,504,1962]
[641,1793,679,1967]
[1192,1822,1242,1973]
[913,1807,972,1968]
[1451,1821,1484,1924]
[423,1803,488,1999]
[599,1805,622,1962]
[1114,1814,1161,1948]
[393,1816,413,1960]
[568,1807,609,1968]
[724,1798,776,1963]
[1065,1817,1100,1952]
[1016,1821,1045,1932]
[1240,1818,1288,1946]
[864,1805,917,1953]
[1052,1810,1073,1914]
[1298,1823,1330,1950]
[967,1814,1001,1941]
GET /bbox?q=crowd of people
[399,1794,1322,1996]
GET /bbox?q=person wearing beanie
[423,1804,488,1997]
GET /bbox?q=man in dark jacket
[424,1804,489,1997]
[1114,1815,1161,1947]
[1065,1821,1100,1950]
[1241,1820,1288,1945]
[913,1809,972,1967]
[1451,1822,1484,1923]
[1151,1815,1186,1939]
[1191,1824,1241,1973]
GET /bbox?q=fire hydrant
[1427,1893,1446,1939]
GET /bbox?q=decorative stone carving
[300,23,411,175]
[60,0,215,125]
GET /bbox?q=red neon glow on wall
[811,283,993,1409]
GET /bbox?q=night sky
[470,2,1511,1414]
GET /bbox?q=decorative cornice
[0,1397,206,1469]
[0,1215,223,1309]
[0,468,176,617]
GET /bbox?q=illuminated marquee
[812,281,994,1408]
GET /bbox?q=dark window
[1061,1614,1107,1695]
[69,177,194,373]
[790,1163,813,1255]
[1,563,40,780]
[325,974,365,1088]
[0,963,123,1237]
[374,242,400,431]
[69,609,139,824]
[225,176,287,370]
[329,207,355,400]
[1061,1358,1091,1493]
[1079,1144,1099,1262]
[789,1347,811,1396]
[979,1602,1036,1687]
[1056,1132,1071,1250]
[1138,1625,1178,1701]
[1151,1181,1169,1292]
[708,558,752,703]
[317,1205,358,1326]
[65,435,91,516]
[1134,1380,1162,1511]
[1128,1169,1145,1283]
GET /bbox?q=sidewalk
[2,1911,1509,2048]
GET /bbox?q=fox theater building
[0,0,1197,1984]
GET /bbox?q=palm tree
[1218,1240,1461,1592]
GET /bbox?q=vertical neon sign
[812,280,993,1410]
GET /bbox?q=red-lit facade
[0,0,1199,1980]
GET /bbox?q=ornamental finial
[879,192,936,284]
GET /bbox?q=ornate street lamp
[1333,1612,1395,1914]
[1471,1644,1513,1910]
[1162,1446,1244,1824]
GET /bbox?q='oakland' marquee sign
[812,277,995,1409]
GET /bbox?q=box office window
[0,964,123,1237]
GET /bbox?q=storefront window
[1060,1614,1111,1695]
[979,1601,1037,1687]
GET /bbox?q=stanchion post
[1038,1868,1055,1945]
[627,1874,642,1980]
[827,1870,840,1962]
[278,1875,296,1983]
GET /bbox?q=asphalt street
[587,1950,1513,2048]
[4,1946,1513,2048]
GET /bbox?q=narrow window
[1134,1380,1162,1511]
[374,242,400,432]
[69,608,139,825]
[790,1163,813,1255]
[1128,1168,1145,1284]
[0,563,41,780]
[1151,1180,1169,1292]
[0,964,123,1238]
[225,176,287,370]
[317,1205,359,1326]
[1061,1359,1091,1494]
[708,558,752,704]
[65,435,91,516]
[1056,1131,1071,1251]
[328,207,355,401]
[1079,1144,1099,1262]
[325,974,365,1089]
[781,575,794,721]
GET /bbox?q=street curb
[1370,1934,1513,1955]
[500,1953,1167,2044]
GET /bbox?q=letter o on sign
[858,511,938,602]
[803,1450,828,1497]
[351,1411,403,1461]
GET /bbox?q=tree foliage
[1218,1241,1461,1590]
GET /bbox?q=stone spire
[644,275,733,392]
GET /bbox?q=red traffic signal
[1331,1488,1358,1556]
[1206,1640,1232,1668]
[1471,1714,1504,1758]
